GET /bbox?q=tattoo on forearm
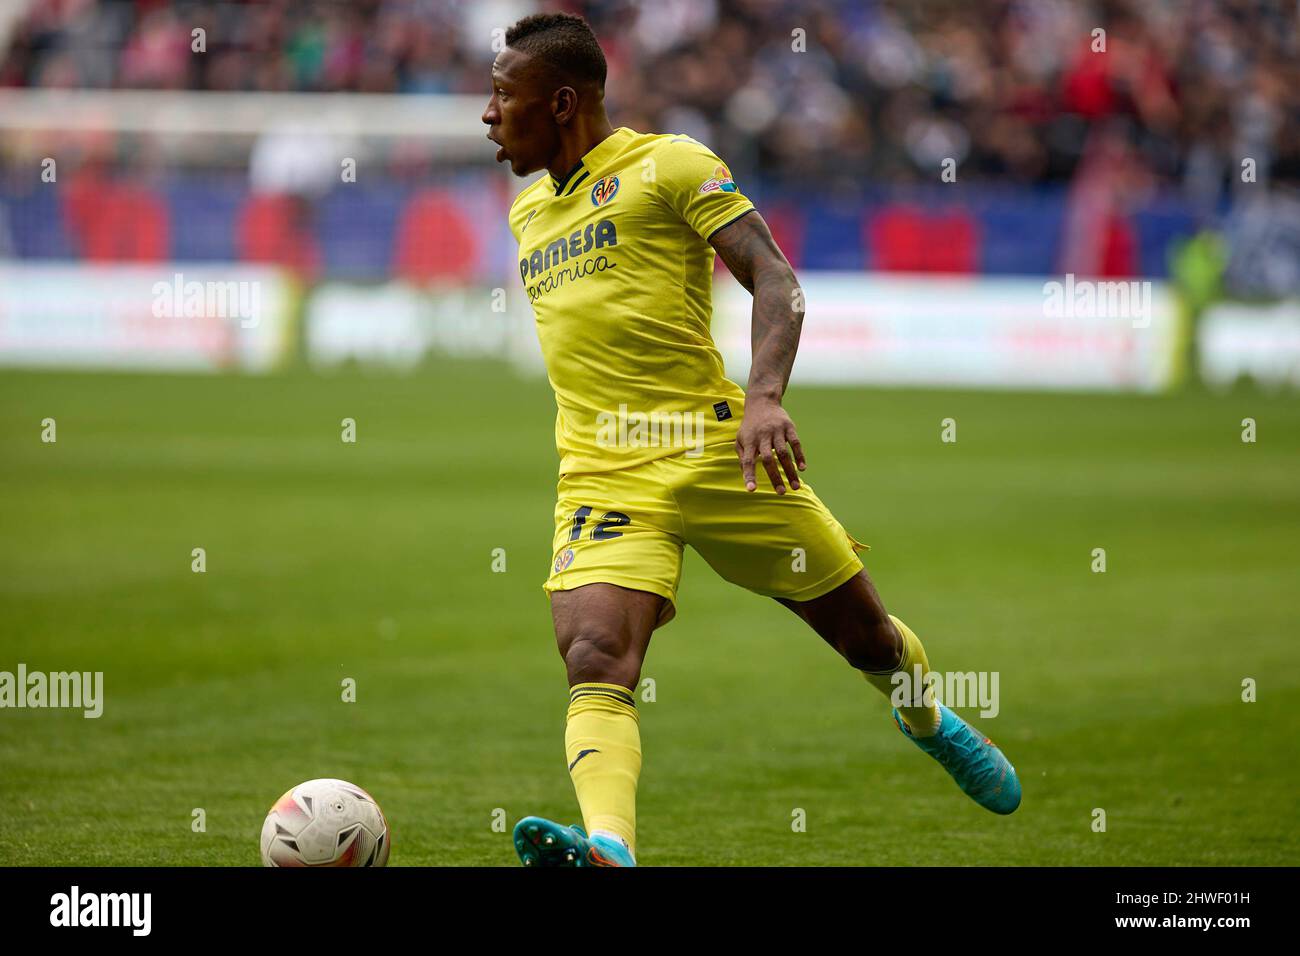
[711,214,803,402]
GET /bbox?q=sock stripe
[569,688,636,708]
[570,683,635,703]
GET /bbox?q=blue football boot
[893,704,1022,814]
[513,816,636,867]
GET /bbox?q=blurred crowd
[2,0,1298,195]
[2,0,1297,291]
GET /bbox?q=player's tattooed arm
[710,211,806,494]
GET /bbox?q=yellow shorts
[545,442,865,625]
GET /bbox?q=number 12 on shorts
[568,506,631,541]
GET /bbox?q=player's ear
[552,86,578,125]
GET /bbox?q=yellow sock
[862,615,942,737]
[565,682,641,855]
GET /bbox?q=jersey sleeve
[654,136,755,242]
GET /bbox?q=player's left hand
[735,399,805,494]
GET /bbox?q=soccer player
[483,13,1020,867]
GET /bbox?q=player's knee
[560,623,633,683]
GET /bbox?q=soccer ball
[260,778,390,867]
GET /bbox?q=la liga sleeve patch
[698,164,738,194]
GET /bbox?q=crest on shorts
[554,548,575,572]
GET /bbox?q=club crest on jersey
[699,163,737,194]
[554,548,575,572]
[591,175,620,207]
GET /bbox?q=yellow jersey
[508,127,755,474]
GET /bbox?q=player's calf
[783,570,942,734]
[779,569,903,673]
[836,615,904,673]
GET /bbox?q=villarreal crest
[591,175,620,206]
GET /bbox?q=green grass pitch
[1,364,1297,865]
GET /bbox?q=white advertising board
[713,273,1181,392]
[0,262,294,372]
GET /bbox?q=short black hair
[505,12,607,89]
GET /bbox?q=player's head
[482,12,608,176]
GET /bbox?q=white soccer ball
[260,778,391,867]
